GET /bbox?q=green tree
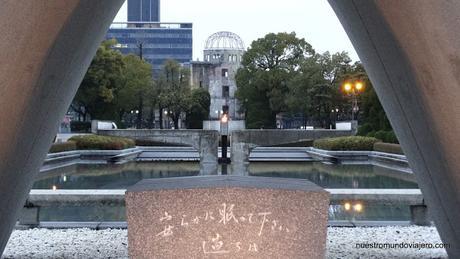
[71,39,125,121]
[354,63,393,134]
[310,52,353,127]
[236,32,315,128]
[116,54,153,128]
[157,60,191,129]
[284,51,353,128]
[186,88,211,129]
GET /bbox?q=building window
[222,105,229,114]
[222,69,228,78]
[222,86,229,98]
[199,81,203,88]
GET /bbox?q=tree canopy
[72,36,395,135]
[72,39,125,121]
[236,32,316,128]
[236,32,357,128]
[71,41,207,129]
[157,60,192,129]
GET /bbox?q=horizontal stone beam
[26,188,423,206]
[328,189,423,205]
[98,129,220,175]
[231,129,352,147]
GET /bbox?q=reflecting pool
[33,162,418,222]
[34,162,417,190]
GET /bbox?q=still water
[34,162,417,190]
[33,162,418,222]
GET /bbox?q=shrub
[374,142,404,155]
[366,131,376,138]
[69,135,135,150]
[313,136,380,151]
[384,131,399,144]
[371,130,399,144]
[49,141,77,153]
[357,123,373,136]
[70,121,91,133]
[374,130,387,142]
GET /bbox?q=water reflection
[33,162,200,190]
[34,162,417,190]
[249,162,418,189]
[33,162,418,221]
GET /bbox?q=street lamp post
[130,110,139,128]
[342,80,364,121]
[331,108,339,129]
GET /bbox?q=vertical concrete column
[229,131,253,175]
[198,131,219,175]
[230,142,252,175]
[329,1,460,256]
[0,0,124,254]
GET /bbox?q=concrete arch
[329,0,460,256]
[0,0,460,257]
[0,0,124,253]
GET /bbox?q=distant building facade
[128,0,160,22]
[191,32,246,131]
[106,0,191,75]
[106,22,192,75]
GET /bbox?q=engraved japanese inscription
[154,203,293,255]
[126,177,329,258]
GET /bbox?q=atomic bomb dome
[191,31,246,129]
[205,31,245,50]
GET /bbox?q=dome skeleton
[205,31,245,51]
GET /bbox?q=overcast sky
[113,0,359,62]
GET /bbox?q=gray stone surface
[230,130,352,175]
[329,1,460,256]
[0,0,123,254]
[1,227,449,258]
[99,129,219,175]
[126,176,329,258]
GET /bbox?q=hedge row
[357,123,399,144]
[68,135,135,150]
[49,141,77,153]
[313,136,404,154]
[367,130,399,144]
[373,142,404,155]
[313,136,379,151]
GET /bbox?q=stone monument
[126,176,329,258]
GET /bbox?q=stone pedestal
[126,176,329,258]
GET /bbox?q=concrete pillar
[329,1,460,256]
[198,132,219,175]
[230,140,253,176]
[0,0,124,254]
[410,204,430,226]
